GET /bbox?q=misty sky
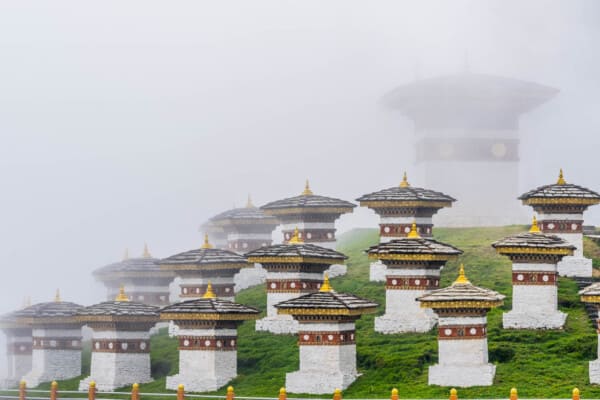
[1,0,600,320]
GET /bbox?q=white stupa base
[428,363,496,387]
[369,261,387,282]
[589,360,600,384]
[375,314,437,334]
[286,370,358,394]
[234,265,267,292]
[503,310,567,330]
[79,375,153,392]
[166,373,231,393]
[557,257,592,278]
[1,379,19,389]
[255,316,299,334]
[327,264,347,278]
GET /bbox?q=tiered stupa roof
[76,288,159,323]
[210,196,278,226]
[580,283,600,304]
[492,217,576,256]
[94,245,173,280]
[261,181,355,216]
[519,170,600,206]
[159,235,250,271]
[13,292,84,325]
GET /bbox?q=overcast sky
[1,0,600,324]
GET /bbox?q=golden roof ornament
[203,282,217,299]
[319,273,333,292]
[54,289,61,303]
[115,285,130,302]
[529,216,541,233]
[201,234,214,249]
[400,172,410,188]
[453,264,470,285]
[302,179,314,196]
[246,194,254,208]
[406,222,421,239]
[143,243,151,258]
[557,168,566,185]
[288,227,304,244]
[123,248,129,261]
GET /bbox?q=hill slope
[42,227,600,398]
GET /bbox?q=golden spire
[246,194,254,208]
[400,171,410,188]
[288,227,304,244]
[302,179,313,196]
[201,234,214,249]
[557,168,566,185]
[142,243,151,258]
[54,289,61,303]
[406,222,421,239]
[529,216,541,233]
[123,248,129,261]
[453,264,470,285]
[203,282,217,299]
[320,273,333,292]
[115,285,130,302]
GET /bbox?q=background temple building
[0,310,32,387]
[383,72,558,227]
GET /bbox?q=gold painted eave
[367,254,458,261]
[247,256,344,265]
[581,295,600,304]
[262,207,354,216]
[159,313,259,321]
[276,307,377,316]
[359,201,453,209]
[159,263,251,271]
[420,300,504,310]
[493,247,573,256]
[522,198,600,206]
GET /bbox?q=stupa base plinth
[286,370,358,394]
[79,375,153,392]
[503,310,567,330]
[428,363,496,387]
[369,261,387,282]
[255,316,299,334]
[375,314,436,334]
[557,257,592,278]
[327,264,347,278]
[166,374,231,393]
[589,360,600,384]
[234,265,267,292]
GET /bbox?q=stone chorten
[93,245,174,306]
[274,275,377,394]
[261,180,355,277]
[492,217,575,329]
[366,223,462,333]
[579,283,600,384]
[357,173,455,282]
[77,287,160,391]
[208,197,279,292]
[519,169,600,277]
[0,310,33,387]
[159,284,259,392]
[245,229,348,334]
[418,266,504,387]
[159,235,250,302]
[15,291,84,387]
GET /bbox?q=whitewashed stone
[557,256,592,278]
[166,346,237,392]
[503,285,566,329]
[369,261,387,282]
[234,264,267,292]
[375,289,436,333]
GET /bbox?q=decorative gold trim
[160,263,250,271]
[160,313,258,321]
[263,207,354,216]
[247,256,343,264]
[493,246,573,256]
[359,201,452,209]
[581,295,600,304]
[420,300,503,309]
[557,168,566,185]
[522,198,600,206]
[277,307,377,316]
[368,254,458,261]
[302,179,313,196]
[453,264,470,284]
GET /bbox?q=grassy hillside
[42,227,600,398]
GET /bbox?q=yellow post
[449,388,458,400]
[50,381,58,400]
[226,386,235,400]
[88,381,96,400]
[391,388,399,400]
[510,388,518,400]
[333,388,342,400]
[278,388,287,400]
[18,380,26,400]
[177,384,185,400]
[573,388,580,400]
[131,383,140,400]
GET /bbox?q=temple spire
[453,264,470,285]
[203,282,216,299]
[115,285,130,302]
[400,172,410,188]
[123,248,129,261]
[246,194,254,208]
[407,222,421,239]
[201,234,214,249]
[557,168,567,185]
[288,227,304,244]
[529,216,541,233]
[302,179,313,196]
[319,273,333,292]
[54,289,61,303]
[143,243,151,258]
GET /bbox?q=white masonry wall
[286,322,358,394]
[23,328,82,387]
[539,212,590,277]
[79,330,152,391]
[590,329,600,384]
[4,333,32,386]
[172,276,235,302]
[166,327,238,393]
[234,264,267,292]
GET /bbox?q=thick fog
[1,0,600,362]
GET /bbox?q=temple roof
[261,181,355,216]
[0,311,29,329]
[492,232,575,253]
[209,204,279,227]
[13,299,84,324]
[159,236,249,270]
[275,291,378,316]
[357,174,455,207]
[76,301,159,318]
[160,298,259,321]
[245,242,347,264]
[367,235,462,261]
[519,175,600,205]
[579,283,600,303]
[93,254,174,280]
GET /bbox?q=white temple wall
[591,332,600,384]
[24,349,81,386]
[438,338,488,365]
[298,345,356,375]
[82,353,151,391]
[512,263,556,272]
[511,286,557,313]
[266,293,300,318]
[375,290,436,333]
[554,233,583,258]
[280,223,335,231]
[379,216,433,225]
[166,350,237,392]
[539,213,583,220]
[369,261,387,282]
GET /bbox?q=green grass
[37,227,600,398]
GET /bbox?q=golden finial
[288,227,304,244]
[406,222,421,239]
[142,243,151,258]
[557,168,566,185]
[54,289,61,303]
[246,194,254,208]
[302,179,313,196]
[123,248,129,261]
[202,282,217,299]
[529,216,541,233]
[320,273,333,292]
[453,264,470,285]
[201,234,213,249]
[510,388,518,400]
[115,285,130,302]
[400,171,410,188]
[572,388,580,400]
